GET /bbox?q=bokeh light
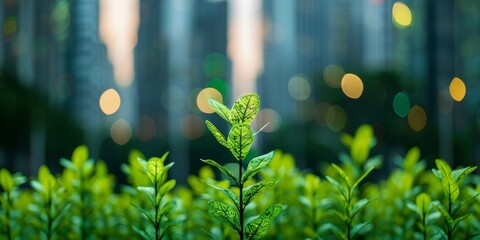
[196,88,223,114]
[408,105,427,132]
[111,119,132,145]
[3,16,17,38]
[50,0,70,41]
[207,79,229,98]
[341,73,364,99]
[181,114,205,140]
[99,89,121,115]
[323,65,345,89]
[203,53,228,79]
[255,108,282,133]
[392,2,412,27]
[392,92,410,117]
[325,105,347,132]
[137,115,157,142]
[288,75,311,101]
[449,77,466,102]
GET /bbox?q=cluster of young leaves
[132,152,176,240]
[59,145,98,239]
[406,193,442,240]
[432,159,478,240]
[0,168,26,239]
[29,165,70,239]
[202,93,283,240]
[323,124,380,240]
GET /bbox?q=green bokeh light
[393,92,410,118]
[203,53,227,79]
[207,79,229,98]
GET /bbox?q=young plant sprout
[202,93,283,240]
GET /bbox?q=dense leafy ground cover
[1,94,479,239]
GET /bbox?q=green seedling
[29,165,70,240]
[60,145,96,239]
[132,152,176,240]
[202,93,283,240]
[0,169,26,239]
[325,163,375,240]
[406,193,441,240]
[432,159,478,240]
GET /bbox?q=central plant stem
[239,159,244,240]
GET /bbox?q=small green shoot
[202,93,283,240]
[132,152,176,240]
[432,159,478,240]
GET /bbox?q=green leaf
[203,181,239,207]
[242,151,275,183]
[138,186,155,204]
[416,193,431,215]
[435,159,459,202]
[404,147,420,171]
[436,205,454,230]
[131,203,155,226]
[146,152,169,185]
[201,159,239,184]
[245,204,283,240]
[72,145,89,168]
[205,120,229,148]
[453,214,471,229]
[325,176,348,203]
[133,225,152,240]
[351,167,374,193]
[351,222,370,239]
[207,98,231,124]
[331,164,351,188]
[452,166,477,184]
[208,200,241,232]
[158,179,176,199]
[243,179,279,208]
[229,93,260,124]
[227,124,253,161]
[351,198,372,219]
[451,193,479,216]
[38,165,56,191]
[350,125,374,165]
[0,169,14,192]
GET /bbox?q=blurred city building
[0,0,479,179]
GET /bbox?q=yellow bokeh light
[408,105,427,132]
[99,89,121,115]
[392,2,412,27]
[111,119,132,145]
[341,73,364,99]
[196,88,223,114]
[449,77,466,102]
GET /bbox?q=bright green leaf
[435,159,459,202]
[72,145,89,168]
[404,147,420,171]
[351,167,374,193]
[227,124,253,161]
[158,179,176,199]
[0,169,14,192]
[245,204,283,240]
[146,152,169,185]
[207,98,231,124]
[331,164,351,188]
[201,159,239,184]
[453,214,471,229]
[436,205,454,230]
[243,179,279,208]
[208,200,241,232]
[242,151,275,183]
[203,181,239,207]
[416,193,431,215]
[452,166,477,184]
[229,93,260,124]
[206,120,228,148]
[350,125,374,165]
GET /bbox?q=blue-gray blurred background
[1,0,479,184]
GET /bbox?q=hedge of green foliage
[0,94,479,240]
